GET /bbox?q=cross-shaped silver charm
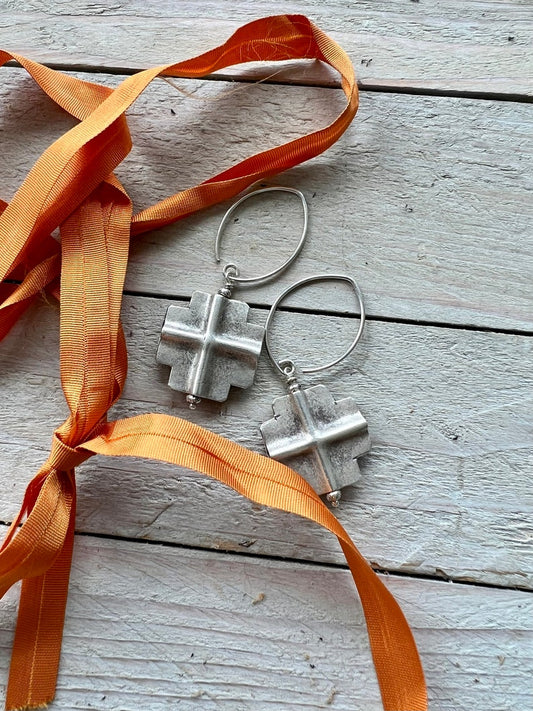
[156,290,264,406]
[260,383,371,501]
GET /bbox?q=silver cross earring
[156,186,308,408]
[260,274,371,507]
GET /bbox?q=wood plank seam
[4,1,532,97]
[1,530,530,710]
[124,290,533,338]
[5,61,533,104]
[71,528,533,594]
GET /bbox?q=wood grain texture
[2,0,533,95]
[0,2,532,708]
[0,296,531,589]
[0,533,530,710]
[0,68,531,331]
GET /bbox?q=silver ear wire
[263,273,366,376]
[214,186,308,287]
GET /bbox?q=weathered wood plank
[2,1,533,95]
[0,532,530,710]
[1,68,531,330]
[0,296,531,588]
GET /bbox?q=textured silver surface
[156,291,264,403]
[260,384,371,496]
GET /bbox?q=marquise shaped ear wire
[260,274,371,507]
[156,186,308,408]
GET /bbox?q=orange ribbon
[0,15,427,711]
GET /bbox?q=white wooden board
[0,68,532,330]
[0,5,532,707]
[0,533,530,710]
[2,0,533,96]
[0,296,531,589]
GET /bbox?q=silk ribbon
[0,15,427,710]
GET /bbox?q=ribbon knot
[47,434,92,472]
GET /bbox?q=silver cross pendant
[156,285,264,408]
[156,186,309,409]
[260,273,370,506]
[260,370,371,506]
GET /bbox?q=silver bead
[186,394,201,409]
[326,490,342,507]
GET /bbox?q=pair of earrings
[156,187,371,506]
